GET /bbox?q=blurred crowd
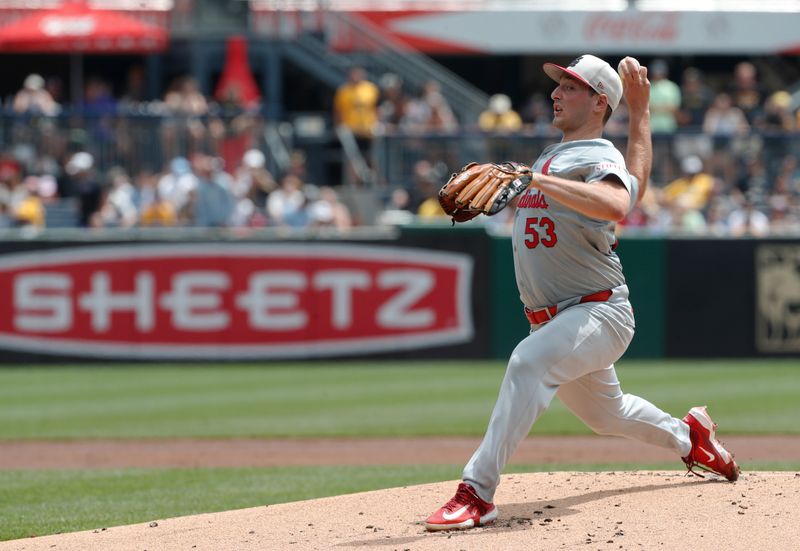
[0,145,355,231]
[2,59,800,236]
[356,59,800,237]
[0,68,350,231]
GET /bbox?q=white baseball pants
[462,286,692,503]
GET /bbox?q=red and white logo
[0,244,473,359]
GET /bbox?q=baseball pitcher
[427,54,739,531]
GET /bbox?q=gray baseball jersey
[512,138,639,309]
[461,142,694,508]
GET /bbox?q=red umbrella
[0,1,169,102]
[0,1,168,53]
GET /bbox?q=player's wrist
[627,108,651,122]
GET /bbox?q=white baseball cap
[65,152,94,175]
[543,54,623,111]
[242,149,266,169]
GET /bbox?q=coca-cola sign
[0,244,474,359]
[584,13,679,43]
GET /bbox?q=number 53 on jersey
[524,216,557,248]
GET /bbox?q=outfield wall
[0,229,797,361]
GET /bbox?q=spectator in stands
[333,66,380,185]
[677,68,713,129]
[0,160,45,229]
[165,76,210,118]
[417,193,447,219]
[775,154,800,195]
[704,199,731,236]
[411,160,448,220]
[229,180,258,228]
[137,168,177,227]
[758,91,796,178]
[662,155,714,210]
[667,195,708,235]
[377,187,415,226]
[423,80,458,133]
[727,193,770,237]
[162,76,211,159]
[139,191,177,227]
[232,149,275,213]
[119,65,148,111]
[377,73,408,134]
[703,93,750,136]
[478,94,522,134]
[758,90,795,133]
[767,199,800,235]
[267,174,307,228]
[62,152,101,227]
[333,66,380,140]
[134,167,156,211]
[286,149,309,182]
[703,174,742,225]
[649,59,681,134]
[12,74,60,116]
[406,159,438,209]
[16,177,45,229]
[735,156,769,197]
[191,154,235,227]
[767,159,800,234]
[82,77,116,115]
[91,167,138,229]
[477,93,524,161]
[307,186,353,230]
[671,67,715,173]
[158,156,198,218]
[729,61,766,125]
[82,76,118,145]
[229,149,273,228]
[401,80,458,134]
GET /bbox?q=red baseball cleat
[682,406,740,481]
[425,482,498,531]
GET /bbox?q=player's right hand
[617,56,650,115]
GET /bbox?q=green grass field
[1,359,799,541]
[2,359,800,439]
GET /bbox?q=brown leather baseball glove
[438,161,533,223]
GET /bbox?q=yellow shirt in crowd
[334,80,380,138]
[140,201,177,227]
[478,110,523,133]
[417,197,448,218]
[662,173,715,210]
[15,196,44,227]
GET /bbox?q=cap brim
[543,63,593,90]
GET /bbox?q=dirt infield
[3,471,799,551]
[2,437,799,550]
[1,435,799,468]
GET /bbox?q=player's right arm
[618,57,652,205]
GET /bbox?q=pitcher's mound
[5,471,799,551]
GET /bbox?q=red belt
[524,289,613,325]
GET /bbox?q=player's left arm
[528,172,630,221]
